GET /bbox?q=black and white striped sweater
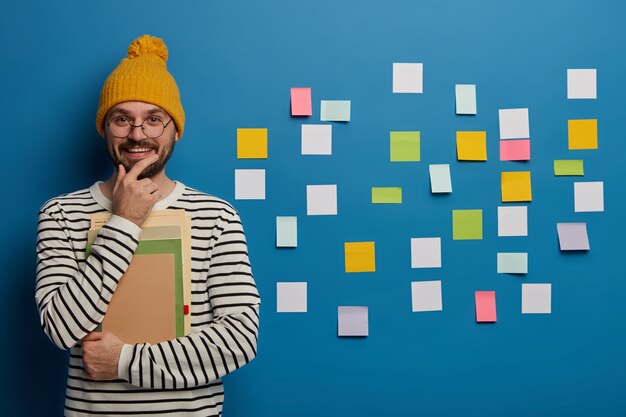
[36,181,260,416]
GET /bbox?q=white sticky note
[429,164,452,193]
[411,281,443,312]
[522,283,551,314]
[499,108,530,139]
[234,169,265,200]
[557,222,590,251]
[302,124,332,155]
[498,206,528,237]
[338,306,368,336]
[410,237,442,268]
[393,63,423,93]
[574,181,604,212]
[306,185,337,215]
[277,282,307,313]
[276,216,297,247]
[567,69,597,99]
[320,100,351,122]
[497,253,528,274]
[455,84,477,115]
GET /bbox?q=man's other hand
[82,332,124,381]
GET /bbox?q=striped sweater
[36,181,261,416]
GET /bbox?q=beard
[106,133,176,180]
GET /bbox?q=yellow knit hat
[95,35,185,138]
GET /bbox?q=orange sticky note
[500,139,530,161]
[344,242,376,273]
[291,88,312,116]
[237,128,268,159]
[475,291,496,322]
[501,171,532,202]
[568,119,598,150]
[457,131,487,161]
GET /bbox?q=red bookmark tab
[183,305,190,315]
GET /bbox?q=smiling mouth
[121,146,157,158]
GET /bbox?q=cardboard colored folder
[88,210,192,343]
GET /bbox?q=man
[35,34,260,416]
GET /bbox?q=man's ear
[175,131,179,142]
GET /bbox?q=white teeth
[127,147,152,153]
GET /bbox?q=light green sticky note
[429,164,452,193]
[497,252,528,274]
[456,84,477,115]
[276,216,297,247]
[372,187,402,204]
[452,209,483,240]
[554,160,584,176]
[390,131,420,162]
[320,100,351,121]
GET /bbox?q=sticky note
[557,222,590,251]
[574,182,604,212]
[500,139,530,161]
[429,164,452,193]
[411,237,441,268]
[276,216,297,247]
[411,281,443,312]
[291,87,312,116]
[456,131,487,161]
[475,291,496,322]
[522,283,551,314]
[390,131,420,161]
[554,160,584,176]
[306,185,337,215]
[372,187,402,204]
[453,209,483,240]
[320,100,351,122]
[237,128,267,159]
[501,171,532,202]
[344,242,376,273]
[338,306,369,336]
[497,253,528,274]
[499,108,530,139]
[567,69,597,99]
[498,206,528,237]
[568,119,598,150]
[455,84,477,115]
[393,63,423,93]
[235,169,265,200]
[302,124,332,155]
[277,282,307,313]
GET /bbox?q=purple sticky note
[557,222,590,250]
[338,306,369,337]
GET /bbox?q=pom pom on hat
[95,34,185,138]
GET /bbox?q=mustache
[119,140,158,150]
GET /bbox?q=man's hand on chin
[82,331,124,381]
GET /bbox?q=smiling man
[35,35,260,416]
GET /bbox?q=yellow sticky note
[345,242,376,273]
[457,131,487,161]
[237,128,268,159]
[501,171,532,202]
[568,119,598,150]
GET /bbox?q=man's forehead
[108,102,169,116]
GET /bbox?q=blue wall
[2,1,625,415]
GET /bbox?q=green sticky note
[320,100,351,121]
[453,209,483,240]
[554,160,584,176]
[390,131,420,162]
[497,252,528,274]
[372,187,402,204]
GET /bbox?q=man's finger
[113,164,126,194]
[126,154,158,180]
[82,332,103,342]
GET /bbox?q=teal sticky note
[320,100,351,122]
[276,216,297,247]
[456,84,477,115]
[429,164,452,193]
[497,252,528,274]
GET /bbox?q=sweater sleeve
[35,205,142,350]
[117,210,261,389]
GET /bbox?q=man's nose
[127,123,147,140]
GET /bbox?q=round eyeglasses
[106,116,173,139]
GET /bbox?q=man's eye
[146,117,162,125]
[113,116,128,124]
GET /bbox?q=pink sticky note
[500,139,530,161]
[475,291,497,322]
[291,87,312,116]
